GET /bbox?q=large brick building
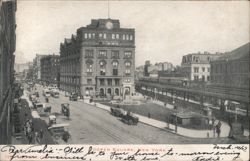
[210,43,250,89]
[181,52,223,82]
[60,19,135,98]
[0,0,17,144]
[41,54,60,86]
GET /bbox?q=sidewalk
[152,99,250,137]
[85,101,231,138]
[12,91,55,144]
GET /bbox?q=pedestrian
[217,121,222,129]
[213,126,216,138]
[209,119,212,130]
[28,133,33,144]
[216,125,221,137]
[29,120,33,128]
[35,132,39,143]
[212,117,215,127]
[40,129,44,139]
[148,112,151,118]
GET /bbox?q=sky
[15,0,249,66]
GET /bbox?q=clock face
[106,21,113,29]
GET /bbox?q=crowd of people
[23,119,44,144]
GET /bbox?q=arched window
[112,61,118,68]
[86,59,93,74]
[99,60,106,75]
[112,61,118,76]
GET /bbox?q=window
[193,56,199,62]
[100,79,105,86]
[115,79,120,85]
[194,75,199,80]
[87,65,92,72]
[202,67,205,72]
[130,35,133,40]
[107,79,112,86]
[194,67,199,73]
[125,69,131,75]
[126,35,129,40]
[88,33,92,38]
[112,61,118,68]
[99,50,107,58]
[112,61,118,75]
[202,75,205,81]
[92,33,95,38]
[87,79,92,85]
[100,60,106,75]
[124,51,132,58]
[100,69,106,75]
[125,61,131,67]
[111,51,119,58]
[125,79,131,83]
[99,61,106,66]
[99,33,103,38]
[113,69,118,76]
[116,34,119,39]
[122,34,125,40]
[112,34,115,39]
[103,33,107,39]
[85,50,94,58]
[84,33,88,39]
[86,59,93,74]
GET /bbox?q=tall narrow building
[60,19,135,98]
[0,0,17,144]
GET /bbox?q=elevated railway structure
[135,80,249,116]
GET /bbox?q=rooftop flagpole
[108,0,110,19]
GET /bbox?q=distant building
[14,62,32,81]
[156,62,174,71]
[60,18,135,98]
[210,43,250,89]
[148,64,158,73]
[149,70,158,78]
[14,62,32,73]
[144,61,174,77]
[33,54,46,81]
[181,52,223,82]
[135,65,144,80]
[41,55,60,86]
[162,62,174,71]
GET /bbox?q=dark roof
[65,38,71,44]
[216,42,250,61]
